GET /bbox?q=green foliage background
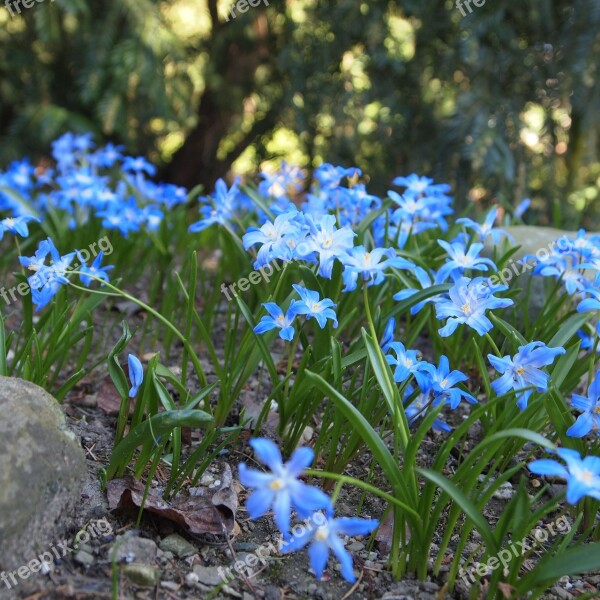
[0,0,599,226]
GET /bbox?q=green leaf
[105,407,213,480]
[516,543,600,592]
[551,344,580,388]
[548,312,589,348]
[489,313,528,346]
[417,468,499,556]
[304,371,406,493]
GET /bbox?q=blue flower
[291,285,338,328]
[298,215,356,279]
[258,161,304,199]
[393,266,449,315]
[456,208,514,244]
[578,289,600,313]
[189,178,244,233]
[77,251,114,287]
[436,240,497,280]
[578,323,600,353]
[314,164,361,190]
[0,215,40,240]
[403,384,452,432]
[567,370,600,437]
[528,448,600,504]
[380,317,396,352]
[128,354,144,398]
[391,174,450,197]
[416,355,476,409]
[488,342,566,410]
[92,142,125,169]
[243,210,301,268]
[280,511,378,582]
[239,439,332,537]
[341,246,415,292]
[122,156,157,177]
[20,238,76,311]
[434,276,513,337]
[385,342,424,383]
[254,302,299,341]
[515,198,531,219]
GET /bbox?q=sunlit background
[0,0,598,226]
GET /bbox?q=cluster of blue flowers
[380,326,476,431]
[17,237,113,310]
[239,438,378,583]
[0,132,188,235]
[524,229,600,319]
[253,285,338,341]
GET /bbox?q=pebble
[159,533,197,558]
[234,542,260,552]
[347,541,365,552]
[122,564,160,587]
[73,550,94,567]
[493,482,515,500]
[160,581,179,591]
[301,426,314,443]
[112,536,158,564]
[192,565,224,586]
[200,473,216,486]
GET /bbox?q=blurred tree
[0,0,598,226]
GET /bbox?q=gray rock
[160,581,179,591]
[112,536,158,564]
[122,563,160,587]
[73,550,94,567]
[0,377,86,575]
[193,565,224,586]
[159,533,197,558]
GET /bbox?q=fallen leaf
[107,464,238,535]
[374,512,410,554]
[97,376,130,417]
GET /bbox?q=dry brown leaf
[107,464,238,535]
[96,376,130,417]
[374,511,410,554]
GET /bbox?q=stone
[112,536,158,564]
[159,533,197,558]
[73,550,94,567]
[492,482,515,500]
[122,563,160,587]
[0,377,86,576]
[160,581,180,591]
[193,565,224,586]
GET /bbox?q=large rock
[0,377,86,589]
